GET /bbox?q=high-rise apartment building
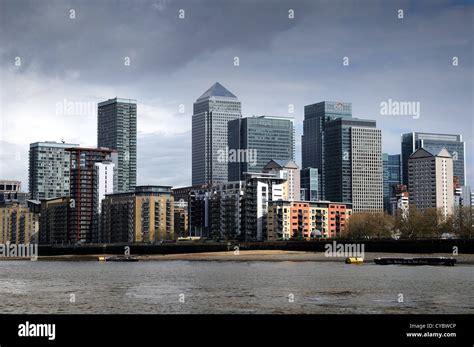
[408,148,454,219]
[192,82,241,185]
[302,101,352,199]
[324,118,383,212]
[66,147,116,244]
[98,98,137,193]
[241,172,285,241]
[228,115,294,181]
[401,132,465,187]
[29,141,79,200]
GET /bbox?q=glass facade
[192,82,241,185]
[228,116,295,181]
[324,118,383,212]
[302,101,352,200]
[383,153,401,212]
[300,168,319,201]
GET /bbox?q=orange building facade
[267,201,352,240]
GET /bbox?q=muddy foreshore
[1,250,473,264]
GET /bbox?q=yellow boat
[345,257,364,264]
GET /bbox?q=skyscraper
[408,148,454,219]
[192,82,241,185]
[29,141,79,200]
[98,98,137,193]
[302,101,352,199]
[228,115,294,181]
[324,118,383,212]
[383,153,402,212]
[401,132,465,187]
[66,147,116,244]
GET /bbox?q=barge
[98,255,139,262]
[374,257,456,266]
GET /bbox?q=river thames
[0,256,472,314]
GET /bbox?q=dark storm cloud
[0,0,472,187]
[0,0,310,82]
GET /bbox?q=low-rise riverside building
[0,180,27,207]
[187,172,286,241]
[174,199,189,238]
[0,205,39,244]
[267,201,352,240]
[100,186,174,243]
[39,197,69,244]
[188,181,244,239]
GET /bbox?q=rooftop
[30,141,80,148]
[263,159,299,170]
[409,147,452,159]
[98,97,137,107]
[197,82,237,100]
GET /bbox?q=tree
[395,206,448,239]
[448,206,474,239]
[347,212,393,239]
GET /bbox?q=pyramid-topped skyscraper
[192,82,241,185]
[197,82,238,100]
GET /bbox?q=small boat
[345,257,364,264]
[374,257,456,266]
[98,255,139,262]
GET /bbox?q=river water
[0,260,472,314]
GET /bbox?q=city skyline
[0,0,472,189]
[0,1,473,339]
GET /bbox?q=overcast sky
[0,0,473,189]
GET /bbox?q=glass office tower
[192,82,241,185]
[302,101,352,199]
[228,115,294,181]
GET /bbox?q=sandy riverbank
[1,250,473,264]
